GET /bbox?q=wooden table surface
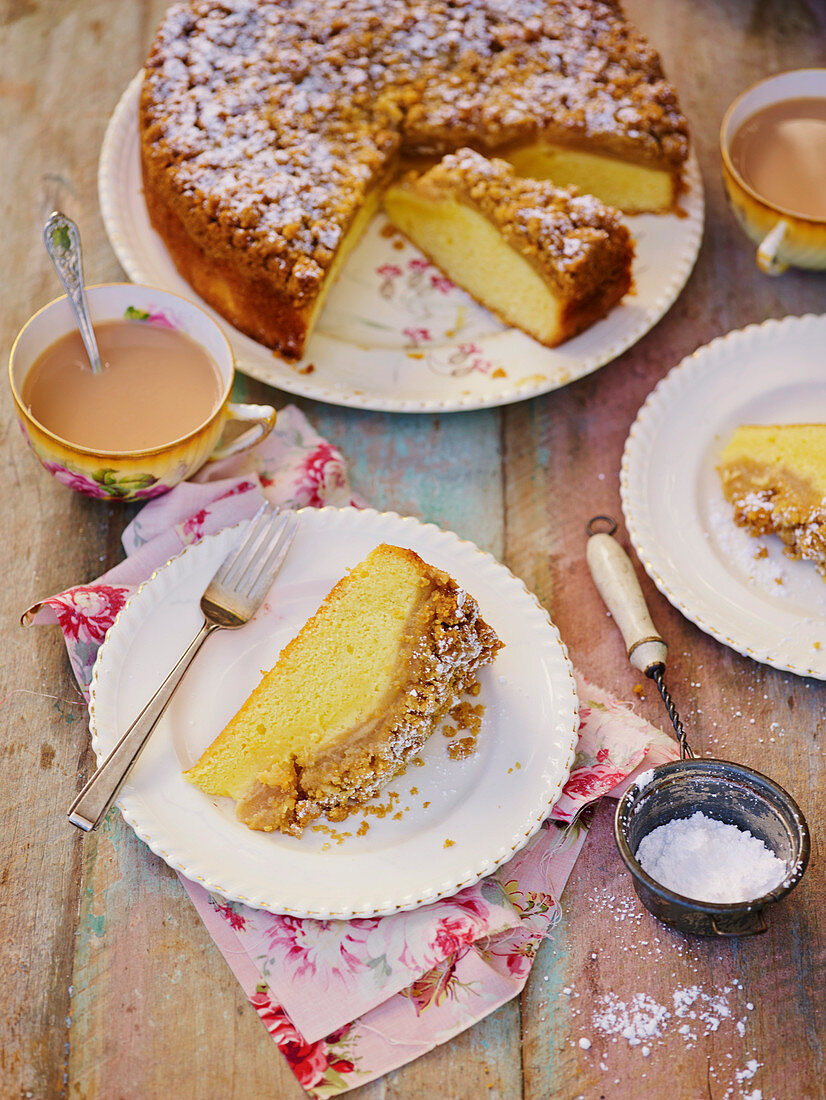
[3,2,824,1097]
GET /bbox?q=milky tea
[21,320,224,452]
[729,95,826,220]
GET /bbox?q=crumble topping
[727,487,826,577]
[233,567,502,835]
[141,0,687,306]
[402,147,633,295]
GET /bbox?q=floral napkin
[24,405,678,1097]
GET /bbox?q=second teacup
[721,68,826,275]
[10,283,276,501]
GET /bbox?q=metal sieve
[586,517,811,936]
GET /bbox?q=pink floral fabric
[24,404,678,1096]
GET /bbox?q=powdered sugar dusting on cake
[142,0,686,303]
[406,146,632,292]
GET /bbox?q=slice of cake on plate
[184,543,502,836]
[717,424,826,576]
[383,149,634,348]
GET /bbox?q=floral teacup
[10,283,276,501]
[721,69,826,275]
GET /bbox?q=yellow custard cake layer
[383,148,633,348]
[140,0,689,358]
[718,424,826,575]
[184,543,503,835]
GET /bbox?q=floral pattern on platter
[321,228,509,374]
[366,256,504,380]
[376,257,457,307]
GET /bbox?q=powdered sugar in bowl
[614,759,810,937]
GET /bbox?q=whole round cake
[140,0,689,358]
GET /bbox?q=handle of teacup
[756,218,790,276]
[586,521,668,674]
[208,403,276,462]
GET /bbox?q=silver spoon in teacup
[43,211,104,374]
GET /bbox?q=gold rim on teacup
[9,283,276,502]
[720,68,826,275]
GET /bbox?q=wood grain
[1,1,824,1097]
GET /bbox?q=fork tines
[214,504,299,601]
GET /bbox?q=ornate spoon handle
[43,211,104,374]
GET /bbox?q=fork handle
[68,620,219,831]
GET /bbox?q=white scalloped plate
[622,314,826,679]
[88,507,578,916]
[99,72,704,413]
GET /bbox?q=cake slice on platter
[717,423,826,576]
[383,148,634,348]
[184,543,502,836]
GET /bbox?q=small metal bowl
[615,759,811,936]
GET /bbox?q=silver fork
[68,504,300,832]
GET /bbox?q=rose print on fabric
[293,442,349,507]
[174,480,257,543]
[562,760,631,801]
[419,901,490,972]
[209,895,248,932]
[260,891,502,1001]
[263,917,376,987]
[250,986,360,1097]
[39,583,133,691]
[400,953,476,1016]
[48,584,131,646]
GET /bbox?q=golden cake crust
[140,0,688,356]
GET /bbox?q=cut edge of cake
[142,179,383,359]
[503,141,681,216]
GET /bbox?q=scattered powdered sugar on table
[635,811,788,903]
[558,884,776,1099]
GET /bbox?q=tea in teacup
[729,96,826,221]
[22,319,224,451]
[10,284,276,501]
[720,69,826,274]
